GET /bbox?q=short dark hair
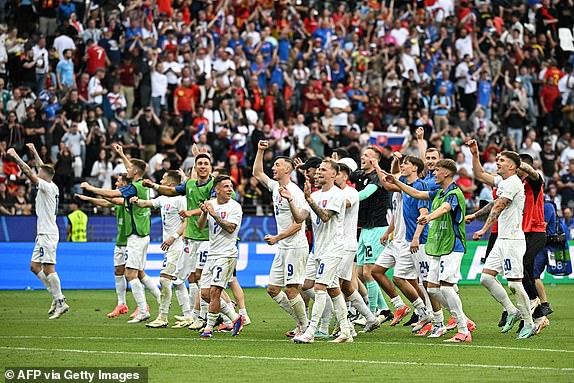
[213,174,232,188]
[337,163,351,176]
[131,159,147,176]
[502,151,522,168]
[195,153,212,164]
[519,153,534,166]
[165,170,181,185]
[426,147,440,156]
[274,156,295,170]
[435,159,457,176]
[366,146,382,160]
[403,155,425,174]
[40,165,55,179]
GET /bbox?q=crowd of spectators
[0,0,573,225]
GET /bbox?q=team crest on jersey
[321,200,327,208]
[220,211,227,219]
[165,204,171,210]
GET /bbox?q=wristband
[153,184,159,191]
[287,198,293,203]
[172,233,180,240]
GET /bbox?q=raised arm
[6,148,39,185]
[26,143,44,166]
[415,127,427,161]
[80,181,123,198]
[142,179,179,196]
[253,140,271,186]
[519,161,540,182]
[371,157,401,192]
[467,139,495,186]
[129,196,155,208]
[473,197,511,239]
[386,172,430,200]
[75,193,114,208]
[279,186,309,224]
[113,143,132,169]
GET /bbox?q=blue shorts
[533,248,548,279]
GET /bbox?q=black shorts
[482,232,498,262]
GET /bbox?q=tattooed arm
[473,197,511,239]
[306,197,337,223]
[519,161,540,181]
[465,200,495,223]
[7,148,39,185]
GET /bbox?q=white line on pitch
[0,346,572,372]
[2,335,574,354]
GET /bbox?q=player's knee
[30,263,41,274]
[266,285,279,297]
[480,273,493,287]
[427,286,440,298]
[508,281,521,294]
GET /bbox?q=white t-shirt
[163,61,182,85]
[152,195,186,242]
[32,46,49,74]
[390,28,408,46]
[151,71,168,104]
[36,179,59,237]
[208,198,242,258]
[455,35,473,59]
[329,97,350,127]
[493,174,525,240]
[310,186,345,257]
[391,191,407,242]
[53,35,76,60]
[88,76,104,104]
[341,185,359,252]
[266,179,309,249]
[293,123,310,149]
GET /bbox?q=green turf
[0,286,573,382]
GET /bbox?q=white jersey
[494,174,525,240]
[152,195,186,242]
[391,192,407,242]
[208,198,242,259]
[267,179,309,249]
[36,179,59,237]
[341,185,359,252]
[310,186,345,257]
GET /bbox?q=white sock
[115,275,127,305]
[200,297,209,320]
[129,278,148,312]
[348,290,375,322]
[159,278,172,320]
[428,286,447,309]
[191,308,199,320]
[419,283,433,312]
[174,283,192,317]
[205,312,218,332]
[188,283,198,309]
[433,310,444,326]
[289,294,308,330]
[219,298,239,321]
[273,291,296,317]
[412,297,428,317]
[481,274,518,313]
[306,290,327,335]
[36,271,53,295]
[332,293,351,333]
[509,281,534,327]
[441,286,468,334]
[319,296,333,334]
[390,295,405,310]
[141,275,161,304]
[303,288,315,301]
[46,272,64,301]
[239,308,248,317]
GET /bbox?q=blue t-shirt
[423,171,441,191]
[269,66,284,89]
[277,39,291,63]
[228,37,244,51]
[435,79,455,97]
[260,41,273,63]
[399,176,429,243]
[56,60,75,87]
[544,200,557,235]
[119,183,138,235]
[347,89,365,111]
[478,80,492,107]
[250,62,267,91]
[428,183,465,253]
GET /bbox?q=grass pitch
[0,286,573,382]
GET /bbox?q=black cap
[300,156,322,170]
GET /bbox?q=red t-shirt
[540,84,560,112]
[174,87,193,113]
[523,177,546,233]
[86,45,106,75]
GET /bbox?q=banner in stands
[1,242,572,290]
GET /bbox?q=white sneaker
[353,315,367,326]
[292,333,314,344]
[362,318,381,333]
[127,312,151,323]
[330,330,354,343]
[188,318,206,330]
[427,324,447,338]
[243,315,251,326]
[146,318,168,328]
[174,315,192,322]
[48,302,69,320]
[172,318,194,328]
[48,300,57,315]
[412,314,433,333]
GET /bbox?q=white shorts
[411,244,430,282]
[200,257,237,289]
[375,240,417,280]
[31,234,58,264]
[305,252,319,281]
[483,238,526,279]
[174,239,193,283]
[268,246,308,287]
[427,252,464,285]
[161,238,184,277]
[125,235,150,270]
[189,240,209,271]
[113,246,127,267]
[337,249,356,282]
[316,253,343,288]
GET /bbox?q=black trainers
[498,310,508,327]
[214,314,224,327]
[403,312,419,326]
[377,309,393,323]
[540,302,553,317]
